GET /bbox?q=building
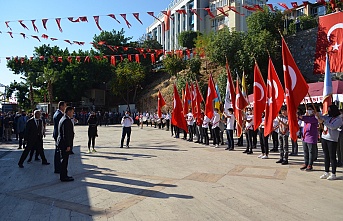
[146,0,268,51]
[146,0,209,52]
[283,2,326,21]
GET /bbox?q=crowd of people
[2,101,343,181]
[135,104,343,181]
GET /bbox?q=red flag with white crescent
[234,76,249,137]
[264,58,285,137]
[282,37,309,141]
[314,12,343,74]
[158,90,166,118]
[172,84,188,133]
[205,74,218,120]
[253,61,267,131]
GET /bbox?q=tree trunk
[29,84,34,110]
[48,80,53,122]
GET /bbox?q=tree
[163,55,187,76]
[112,59,145,108]
[93,29,134,55]
[178,31,202,49]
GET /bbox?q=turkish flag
[205,74,218,119]
[282,38,309,141]
[253,62,267,131]
[223,58,235,111]
[195,81,204,119]
[190,83,197,117]
[183,82,191,115]
[314,12,343,74]
[172,84,188,133]
[264,58,285,137]
[158,90,166,118]
[278,3,289,10]
[291,2,298,8]
[234,77,249,137]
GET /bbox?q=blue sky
[0,0,299,90]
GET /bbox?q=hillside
[136,58,226,113]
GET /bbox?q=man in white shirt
[211,108,221,148]
[223,108,235,150]
[243,108,254,154]
[120,111,133,148]
[186,109,195,142]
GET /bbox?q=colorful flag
[322,53,333,114]
[314,12,343,74]
[158,90,166,118]
[282,37,309,141]
[205,74,218,120]
[253,61,267,131]
[224,59,235,110]
[234,75,249,137]
[264,57,285,137]
[214,84,221,114]
[241,71,247,98]
[191,83,197,117]
[183,82,191,115]
[172,84,188,133]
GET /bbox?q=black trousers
[226,129,234,149]
[202,127,209,145]
[188,125,193,141]
[18,132,25,149]
[245,130,254,151]
[253,129,258,148]
[237,134,243,146]
[18,139,47,165]
[272,131,279,150]
[321,138,338,174]
[60,148,70,180]
[88,136,96,149]
[213,127,220,145]
[121,127,131,147]
[259,128,269,155]
[54,139,61,173]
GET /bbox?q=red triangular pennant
[5,21,12,30]
[31,20,39,32]
[55,18,63,32]
[120,14,132,28]
[68,17,80,22]
[42,19,48,30]
[18,20,29,30]
[133,13,143,25]
[93,16,102,31]
[108,14,121,23]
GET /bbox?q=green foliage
[178,31,202,49]
[187,57,201,75]
[93,29,134,55]
[112,59,145,104]
[216,71,227,102]
[163,55,186,76]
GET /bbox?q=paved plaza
[0,125,342,221]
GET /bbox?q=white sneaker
[327,174,336,180]
[87,150,92,154]
[257,154,263,158]
[320,172,330,179]
[215,144,219,148]
[261,155,269,159]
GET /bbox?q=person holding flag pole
[315,52,343,180]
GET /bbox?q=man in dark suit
[18,110,50,168]
[53,101,66,173]
[56,106,75,182]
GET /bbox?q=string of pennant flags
[0,47,204,66]
[0,2,321,33]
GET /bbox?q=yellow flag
[241,71,247,98]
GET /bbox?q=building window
[297,8,304,17]
[317,6,325,16]
[210,2,216,11]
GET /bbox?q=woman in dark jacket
[87,112,98,153]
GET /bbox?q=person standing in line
[316,105,343,180]
[223,108,235,151]
[120,111,133,148]
[87,112,98,153]
[18,110,50,168]
[270,118,279,152]
[53,101,66,174]
[202,116,210,145]
[298,106,318,171]
[243,108,254,154]
[165,110,171,131]
[258,112,269,159]
[0,112,3,142]
[195,111,204,144]
[211,108,221,148]
[17,110,28,149]
[276,106,289,165]
[186,109,194,142]
[56,106,75,182]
